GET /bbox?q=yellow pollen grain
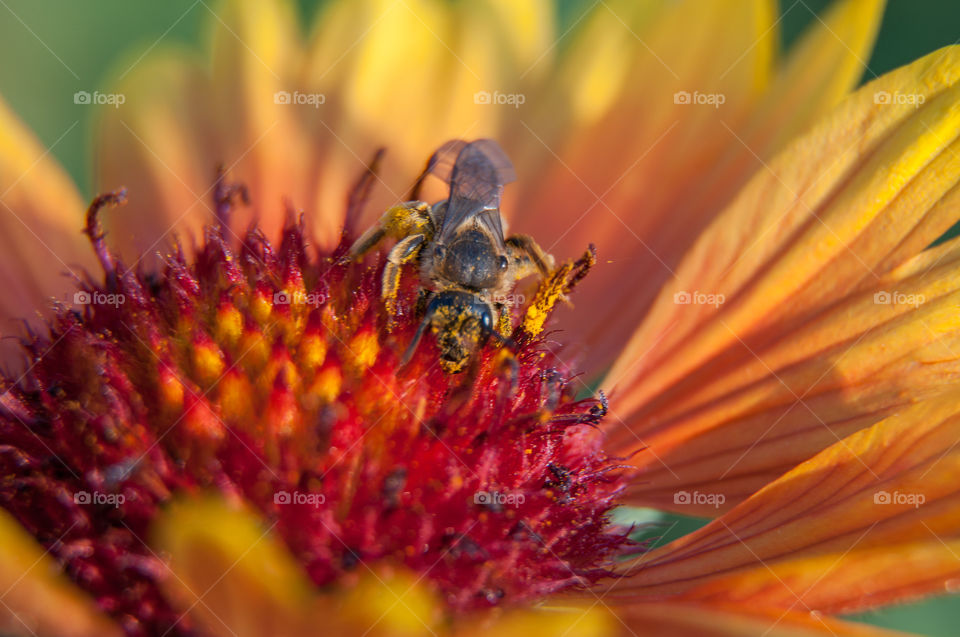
[238,329,269,373]
[183,399,225,442]
[298,333,328,370]
[217,373,252,426]
[349,329,380,369]
[159,371,184,412]
[449,474,464,490]
[309,366,342,404]
[267,393,300,437]
[192,342,225,386]
[250,292,272,324]
[215,305,243,347]
[261,358,300,396]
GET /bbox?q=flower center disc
[0,191,630,635]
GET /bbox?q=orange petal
[453,600,908,636]
[0,96,93,351]
[513,0,884,376]
[512,0,779,371]
[614,602,914,637]
[98,0,326,263]
[745,0,886,156]
[606,45,960,511]
[681,540,960,616]
[303,0,556,235]
[97,50,217,266]
[0,508,122,637]
[616,393,960,615]
[208,0,326,244]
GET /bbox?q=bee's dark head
[403,290,495,374]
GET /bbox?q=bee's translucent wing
[422,140,468,185]
[432,139,515,249]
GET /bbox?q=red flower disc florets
[0,186,632,636]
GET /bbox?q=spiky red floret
[0,205,630,636]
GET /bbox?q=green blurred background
[0,0,957,634]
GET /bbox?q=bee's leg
[343,224,386,262]
[382,234,425,330]
[520,245,597,338]
[343,201,433,262]
[495,302,512,338]
[504,234,555,280]
[492,347,519,401]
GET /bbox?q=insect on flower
[344,139,555,373]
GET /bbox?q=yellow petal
[453,603,617,637]
[151,494,318,637]
[0,508,122,637]
[151,494,441,637]
[0,96,92,351]
[747,0,886,155]
[617,393,960,614]
[607,45,960,510]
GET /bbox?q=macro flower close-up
[3,0,960,635]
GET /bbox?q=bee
[345,139,555,373]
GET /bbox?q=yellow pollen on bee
[384,203,430,238]
[523,262,574,337]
